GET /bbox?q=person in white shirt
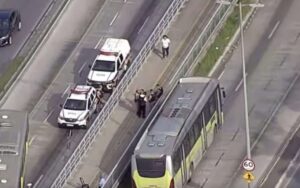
[98,176,106,188]
[161,35,170,58]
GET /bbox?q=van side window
[119,54,124,63]
[88,98,92,109]
[117,58,121,68]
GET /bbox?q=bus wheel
[188,163,194,183]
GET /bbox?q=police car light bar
[100,50,118,56]
[70,87,91,95]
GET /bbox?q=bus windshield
[136,156,166,178]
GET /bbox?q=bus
[131,77,224,188]
[0,110,29,188]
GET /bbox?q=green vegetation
[0,56,24,92]
[193,1,252,76]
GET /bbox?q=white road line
[78,62,86,74]
[138,17,149,34]
[110,12,119,26]
[43,109,54,123]
[29,135,36,146]
[61,84,70,97]
[268,21,280,39]
[235,73,248,92]
[33,174,44,188]
[94,36,103,49]
[275,149,300,188]
[218,70,225,80]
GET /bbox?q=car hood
[61,109,86,119]
[0,29,9,38]
[88,70,116,82]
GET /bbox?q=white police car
[58,85,99,129]
[87,38,131,92]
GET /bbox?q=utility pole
[216,0,264,187]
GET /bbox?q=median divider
[102,1,239,187]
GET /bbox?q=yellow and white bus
[0,110,29,188]
[131,77,224,188]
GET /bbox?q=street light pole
[238,0,251,161]
[216,1,264,187]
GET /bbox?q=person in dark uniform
[134,89,141,102]
[148,89,156,108]
[137,91,147,118]
[154,84,163,99]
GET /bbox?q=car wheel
[18,21,22,31]
[8,36,12,45]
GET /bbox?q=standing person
[161,35,171,58]
[148,89,156,108]
[98,176,106,188]
[134,89,141,102]
[137,91,147,118]
[154,84,164,99]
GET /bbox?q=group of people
[134,84,163,118]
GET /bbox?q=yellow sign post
[243,171,255,183]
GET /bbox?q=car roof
[68,85,95,101]
[0,10,14,19]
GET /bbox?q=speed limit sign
[242,159,255,171]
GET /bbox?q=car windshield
[64,99,86,111]
[92,60,115,72]
[0,18,9,30]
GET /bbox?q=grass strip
[193,0,252,76]
[0,56,24,92]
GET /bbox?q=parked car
[58,85,100,129]
[0,9,21,46]
[87,38,131,92]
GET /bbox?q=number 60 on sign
[242,159,255,171]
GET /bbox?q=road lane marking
[78,62,86,74]
[235,73,248,92]
[43,109,54,123]
[138,16,149,34]
[94,36,103,49]
[275,149,300,188]
[33,174,44,188]
[268,21,280,39]
[61,84,70,97]
[110,12,119,26]
[218,70,225,80]
[29,135,36,146]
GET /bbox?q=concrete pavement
[185,0,300,187]
[65,0,218,187]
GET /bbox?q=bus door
[181,145,188,186]
[216,88,223,128]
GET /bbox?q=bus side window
[193,120,200,140]
[183,135,191,156]
[188,129,196,148]
[204,104,211,124]
[172,147,181,173]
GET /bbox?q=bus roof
[0,110,28,188]
[134,77,219,158]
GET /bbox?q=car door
[10,12,16,31]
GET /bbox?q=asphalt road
[183,0,300,187]
[0,0,53,75]
[1,0,176,186]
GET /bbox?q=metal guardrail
[0,0,70,103]
[102,0,238,187]
[50,0,188,187]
